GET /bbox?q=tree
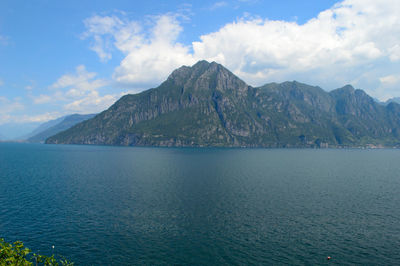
[0,238,73,265]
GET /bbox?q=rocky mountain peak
[330,84,355,96]
[167,60,215,81]
[342,84,355,91]
[165,60,248,94]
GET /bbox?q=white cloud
[0,93,63,126]
[31,65,116,114]
[192,0,400,89]
[0,79,3,87]
[33,94,52,104]
[24,80,36,91]
[0,112,62,127]
[389,44,400,62]
[83,0,400,99]
[51,65,107,91]
[210,1,228,10]
[0,97,25,124]
[380,75,399,85]
[83,14,195,86]
[0,97,24,112]
[82,15,126,62]
[377,74,400,100]
[16,112,61,123]
[113,15,196,85]
[64,90,117,113]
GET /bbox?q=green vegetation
[46,60,400,148]
[0,238,73,265]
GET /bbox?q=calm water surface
[1,143,400,265]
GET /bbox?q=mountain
[27,114,96,143]
[373,97,384,105]
[385,97,400,105]
[46,61,400,148]
[22,116,67,140]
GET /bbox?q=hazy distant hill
[385,97,400,105]
[27,114,95,143]
[23,116,67,140]
[46,61,400,148]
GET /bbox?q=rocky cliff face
[46,60,400,147]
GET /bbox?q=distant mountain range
[385,97,400,105]
[46,61,400,148]
[26,114,96,143]
[22,116,67,140]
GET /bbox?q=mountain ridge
[22,116,67,140]
[27,113,96,143]
[46,61,400,148]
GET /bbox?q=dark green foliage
[0,238,73,265]
[46,61,400,148]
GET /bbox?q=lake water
[1,143,400,265]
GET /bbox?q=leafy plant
[0,238,73,266]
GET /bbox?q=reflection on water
[1,143,400,264]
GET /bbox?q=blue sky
[0,0,399,138]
